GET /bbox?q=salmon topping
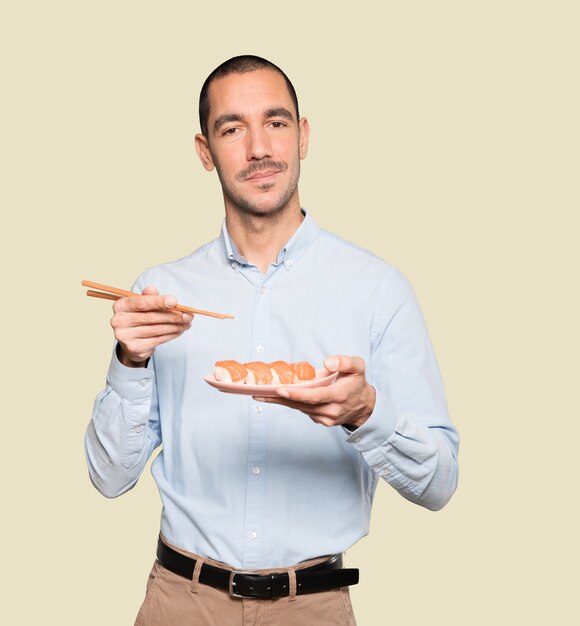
[214,360,248,382]
[214,359,316,385]
[269,361,295,385]
[293,361,316,381]
[244,361,274,385]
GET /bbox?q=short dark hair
[199,55,300,137]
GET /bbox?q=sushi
[293,361,316,382]
[269,361,295,385]
[214,360,248,383]
[244,361,274,385]
[213,359,317,385]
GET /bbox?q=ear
[298,117,310,160]
[195,133,215,171]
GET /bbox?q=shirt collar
[221,222,247,266]
[219,209,320,271]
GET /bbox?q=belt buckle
[229,570,269,599]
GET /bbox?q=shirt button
[132,425,145,433]
[256,345,264,354]
[259,287,266,295]
[249,532,257,540]
[353,436,361,443]
[140,379,149,388]
[252,466,261,475]
[255,405,263,414]
[383,468,391,477]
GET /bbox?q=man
[85,55,459,626]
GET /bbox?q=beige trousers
[134,537,357,626]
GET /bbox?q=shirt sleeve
[346,268,459,511]
[84,274,161,498]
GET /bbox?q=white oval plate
[204,369,339,397]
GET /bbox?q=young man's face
[196,69,309,218]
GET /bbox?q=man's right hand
[110,285,194,367]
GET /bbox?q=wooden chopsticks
[82,280,234,320]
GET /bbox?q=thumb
[324,355,366,375]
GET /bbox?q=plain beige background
[2,1,578,624]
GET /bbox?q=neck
[225,201,304,274]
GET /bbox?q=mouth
[246,170,281,182]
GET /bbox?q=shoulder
[314,227,422,315]
[131,237,222,289]
[315,227,399,284]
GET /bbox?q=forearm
[347,390,459,511]
[85,349,160,498]
[351,267,460,509]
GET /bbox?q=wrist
[348,384,376,429]
[116,343,149,368]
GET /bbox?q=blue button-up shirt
[85,211,459,569]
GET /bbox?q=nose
[246,126,272,161]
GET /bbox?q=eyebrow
[212,107,295,134]
[264,107,294,121]
[213,113,244,134]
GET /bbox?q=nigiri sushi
[214,360,248,383]
[269,361,295,385]
[244,361,274,385]
[293,361,316,382]
[213,359,317,385]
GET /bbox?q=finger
[275,385,337,404]
[118,310,191,327]
[253,395,332,414]
[115,321,191,346]
[114,294,177,313]
[111,310,190,333]
[130,323,192,339]
[323,354,366,375]
[142,285,179,311]
[253,397,342,425]
[155,330,186,345]
[255,385,335,408]
[131,331,186,354]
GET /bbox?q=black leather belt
[156,539,359,599]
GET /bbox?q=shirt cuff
[345,389,400,452]
[106,343,154,401]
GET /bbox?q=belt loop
[190,557,205,594]
[288,567,297,602]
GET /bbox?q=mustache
[236,160,288,182]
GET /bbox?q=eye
[269,121,286,129]
[222,127,239,136]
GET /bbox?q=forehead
[207,69,296,122]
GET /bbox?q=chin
[240,202,287,217]
[227,189,297,217]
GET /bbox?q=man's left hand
[254,355,376,429]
